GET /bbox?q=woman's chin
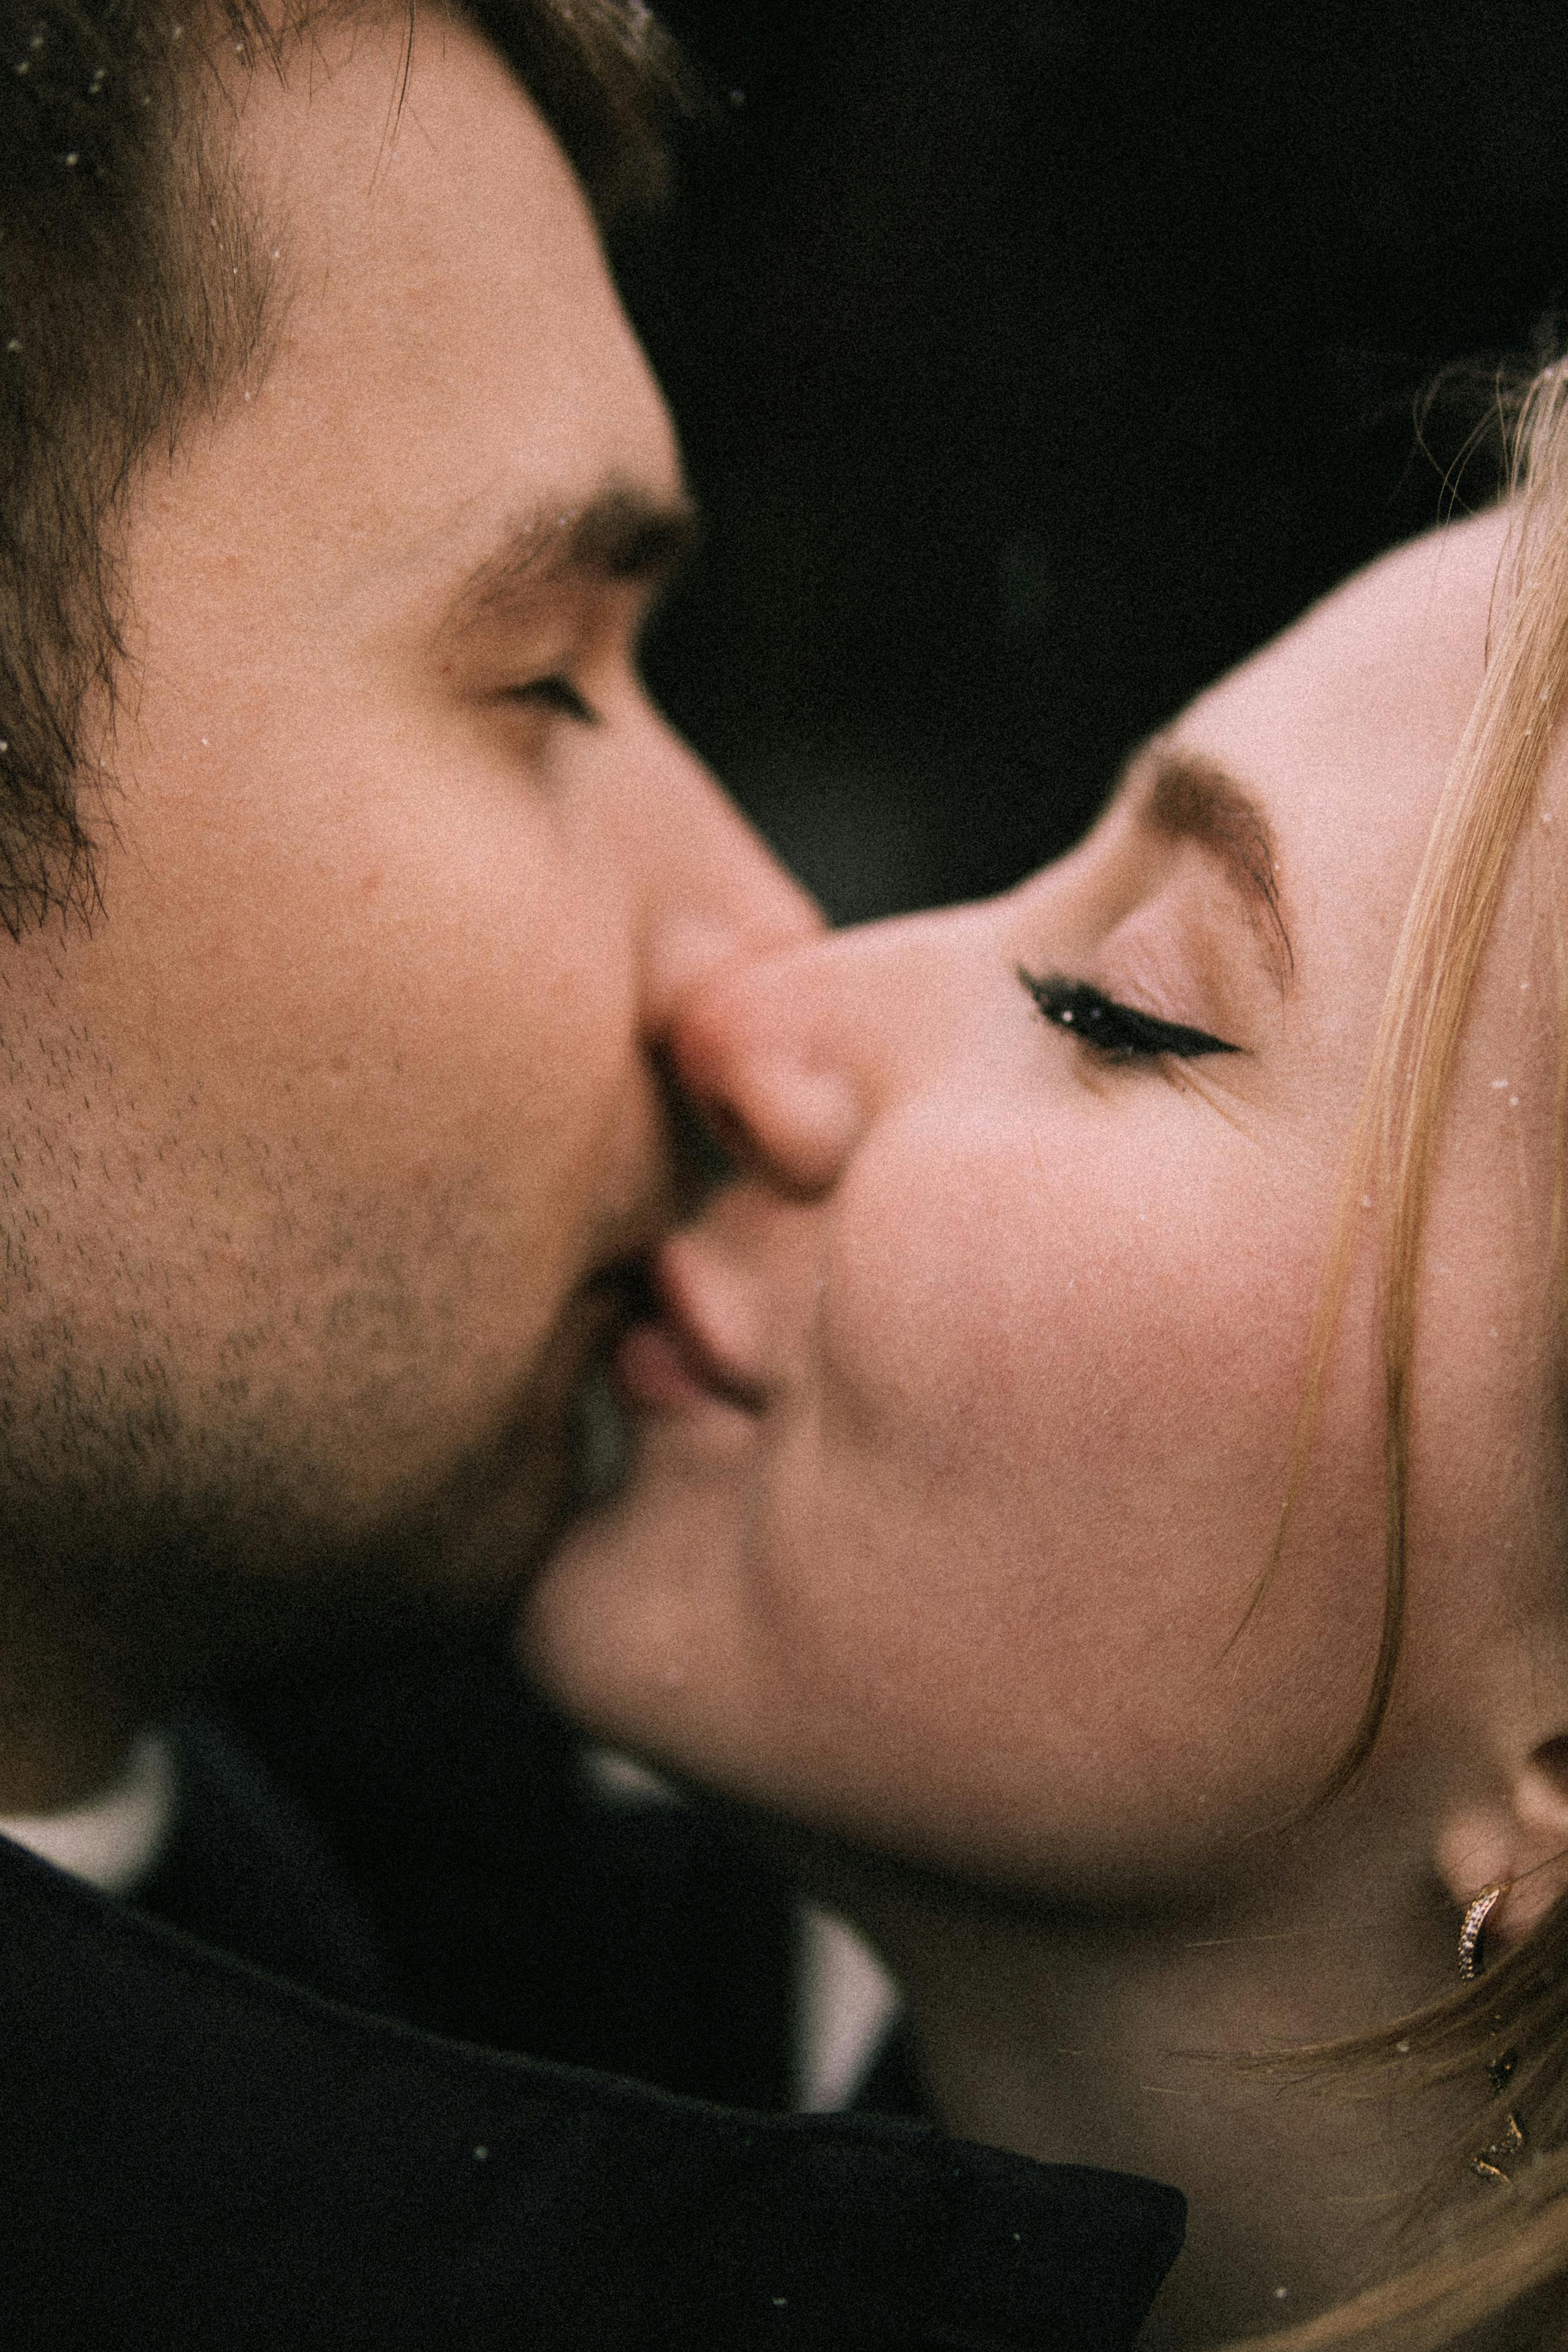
[513,1461,745,1750]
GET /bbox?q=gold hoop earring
[1457,1882,1509,1981]
[1457,1881,1526,2184]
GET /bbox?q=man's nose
[640,734,824,1025]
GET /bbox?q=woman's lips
[613,1319,728,1412]
[610,1245,766,1416]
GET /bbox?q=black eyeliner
[1018,968,1239,1061]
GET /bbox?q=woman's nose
[666,934,872,1199]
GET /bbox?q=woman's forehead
[1166,513,1511,940]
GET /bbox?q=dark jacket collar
[0,1829,1182,2349]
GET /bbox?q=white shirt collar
[0,1731,176,1895]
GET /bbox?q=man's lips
[509,1270,635,1438]
[611,1243,766,1416]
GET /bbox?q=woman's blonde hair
[1230,362,1568,2348]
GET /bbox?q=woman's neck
[830,1838,1474,2349]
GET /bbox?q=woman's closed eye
[1018,969,1239,1064]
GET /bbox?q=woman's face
[521,512,1564,1906]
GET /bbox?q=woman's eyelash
[514,674,600,726]
[1018,969,1239,1063]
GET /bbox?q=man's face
[0,14,813,1738]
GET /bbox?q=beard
[0,1322,602,1743]
[0,1047,644,1783]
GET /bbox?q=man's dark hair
[0,0,686,938]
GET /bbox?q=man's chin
[8,1412,587,1738]
[0,1279,638,1743]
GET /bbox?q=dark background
[235,0,1568,2095]
[624,0,1568,918]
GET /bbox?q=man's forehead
[201,14,682,628]
[232,12,597,306]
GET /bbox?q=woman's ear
[1435,1733,1568,1955]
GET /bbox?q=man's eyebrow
[443,483,702,631]
[1135,746,1295,988]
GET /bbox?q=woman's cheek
[810,1132,1322,1648]
[813,1117,1205,1489]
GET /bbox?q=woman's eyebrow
[1134,746,1295,990]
